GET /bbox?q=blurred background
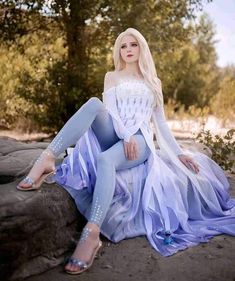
[0,0,234,140]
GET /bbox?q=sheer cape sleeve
[151,104,215,203]
[151,105,184,156]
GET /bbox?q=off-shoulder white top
[102,79,183,156]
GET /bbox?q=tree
[210,66,235,124]
[159,13,219,109]
[0,0,213,131]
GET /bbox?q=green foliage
[196,129,235,173]
[210,66,235,126]
[0,26,67,131]
[0,0,232,133]
[165,98,210,126]
[160,13,219,109]
[0,0,48,42]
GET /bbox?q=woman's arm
[152,105,200,173]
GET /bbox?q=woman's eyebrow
[121,41,138,45]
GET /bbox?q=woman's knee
[86,97,106,114]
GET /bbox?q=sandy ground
[24,235,235,281]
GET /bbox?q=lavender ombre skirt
[54,127,235,256]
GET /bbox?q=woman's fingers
[188,161,196,173]
[127,143,133,160]
[192,161,200,173]
[181,157,194,171]
[129,144,133,160]
[127,143,131,160]
[187,159,199,173]
[132,142,138,160]
[124,142,128,159]
[190,160,199,173]
[134,143,138,159]
[183,159,191,170]
[129,143,134,160]
[124,139,139,160]
[179,155,200,174]
[129,145,132,160]
[132,143,136,159]
[125,143,136,160]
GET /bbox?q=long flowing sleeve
[102,86,132,142]
[151,105,184,156]
[151,104,206,198]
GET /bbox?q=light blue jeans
[48,97,151,227]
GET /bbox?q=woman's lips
[127,54,133,57]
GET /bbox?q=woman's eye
[121,43,137,49]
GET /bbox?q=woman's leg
[47,97,118,156]
[89,131,151,226]
[90,104,120,151]
[18,97,119,189]
[65,131,151,272]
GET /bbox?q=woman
[17,28,235,274]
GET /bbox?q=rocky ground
[0,135,235,281]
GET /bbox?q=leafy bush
[195,129,235,173]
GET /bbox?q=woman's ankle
[33,149,56,170]
[84,222,100,238]
[42,148,56,160]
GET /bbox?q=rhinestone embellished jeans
[48,97,151,227]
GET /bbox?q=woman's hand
[124,136,139,160]
[178,154,200,174]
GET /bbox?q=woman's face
[120,35,140,64]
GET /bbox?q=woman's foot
[64,222,102,274]
[17,149,56,190]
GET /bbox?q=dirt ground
[24,234,235,281]
[24,178,235,281]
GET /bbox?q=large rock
[0,137,49,184]
[0,137,85,281]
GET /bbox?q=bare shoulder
[104,71,118,91]
[104,71,119,82]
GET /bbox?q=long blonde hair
[113,27,163,107]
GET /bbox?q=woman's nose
[127,44,132,52]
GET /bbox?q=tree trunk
[60,0,89,122]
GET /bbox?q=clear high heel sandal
[64,226,103,275]
[16,150,56,191]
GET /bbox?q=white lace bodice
[115,80,155,124]
[102,79,183,156]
